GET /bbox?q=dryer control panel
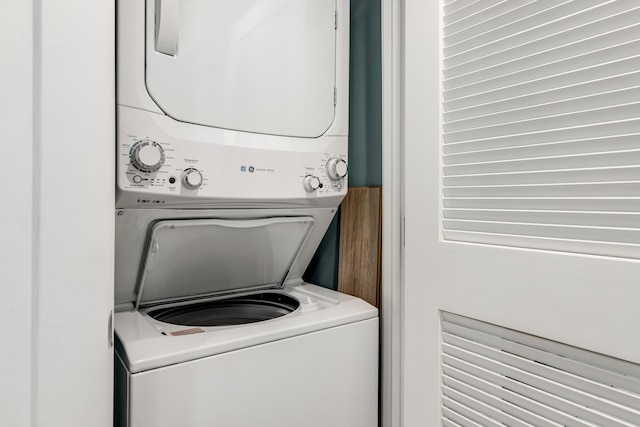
[116,107,348,209]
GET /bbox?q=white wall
[1,1,115,426]
[1,2,36,425]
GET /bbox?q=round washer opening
[148,292,299,327]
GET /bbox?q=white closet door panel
[145,0,336,138]
[399,0,640,425]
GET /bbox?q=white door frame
[381,0,403,426]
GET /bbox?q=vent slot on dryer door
[441,312,640,426]
[145,0,337,138]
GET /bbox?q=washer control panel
[117,134,347,206]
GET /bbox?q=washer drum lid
[136,217,315,308]
[146,0,337,138]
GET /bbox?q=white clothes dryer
[116,0,350,210]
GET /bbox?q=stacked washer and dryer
[114,1,378,426]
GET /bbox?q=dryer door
[145,0,337,138]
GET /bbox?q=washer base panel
[117,318,378,427]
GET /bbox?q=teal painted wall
[304,0,382,290]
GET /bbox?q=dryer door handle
[155,0,179,56]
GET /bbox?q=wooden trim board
[338,186,382,308]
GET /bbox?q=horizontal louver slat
[443,0,504,26]
[444,322,640,407]
[444,366,570,427]
[444,57,640,107]
[443,198,640,212]
[441,0,640,257]
[444,0,536,37]
[443,121,640,153]
[445,15,640,75]
[443,210,640,228]
[444,151,640,175]
[444,73,640,122]
[444,334,640,424]
[443,385,535,427]
[444,90,640,134]
[442,220,640,244]
[445,2,639,59]
[443,135,640,163]
[443,0,598,44]
[444,166,640,186]
[442,231,640,259]
[441,313,640,426]
[445,44,640,98]
[443,0,485,17]
[443,312,640,378]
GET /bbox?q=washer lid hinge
[335,10,338,29]
[334,87,337,106]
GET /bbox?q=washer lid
[145,0,337,138]
[136,217,315,308]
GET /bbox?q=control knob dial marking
[182,168,203,190]
[130,140,165,173]
[303,175,321,192]
[326,157,348,181]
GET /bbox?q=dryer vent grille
[441,312,640,426]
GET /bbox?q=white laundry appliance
[114,1,378,427]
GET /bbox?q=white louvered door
[400,1,640,425]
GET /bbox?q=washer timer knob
[182,168,203,190]
[326,157,348,181]
[303,175,321,192]
[130,140,165,173]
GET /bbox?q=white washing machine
[114,1,378,426]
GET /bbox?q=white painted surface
[1,3,35,425]
[381,0,402,425]
[399,1,640,425]
[1,1,115,425]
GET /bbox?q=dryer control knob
[130,140,165,173]
[326,158,348,181]
[303,175,321,192]
[182,168,203,190]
